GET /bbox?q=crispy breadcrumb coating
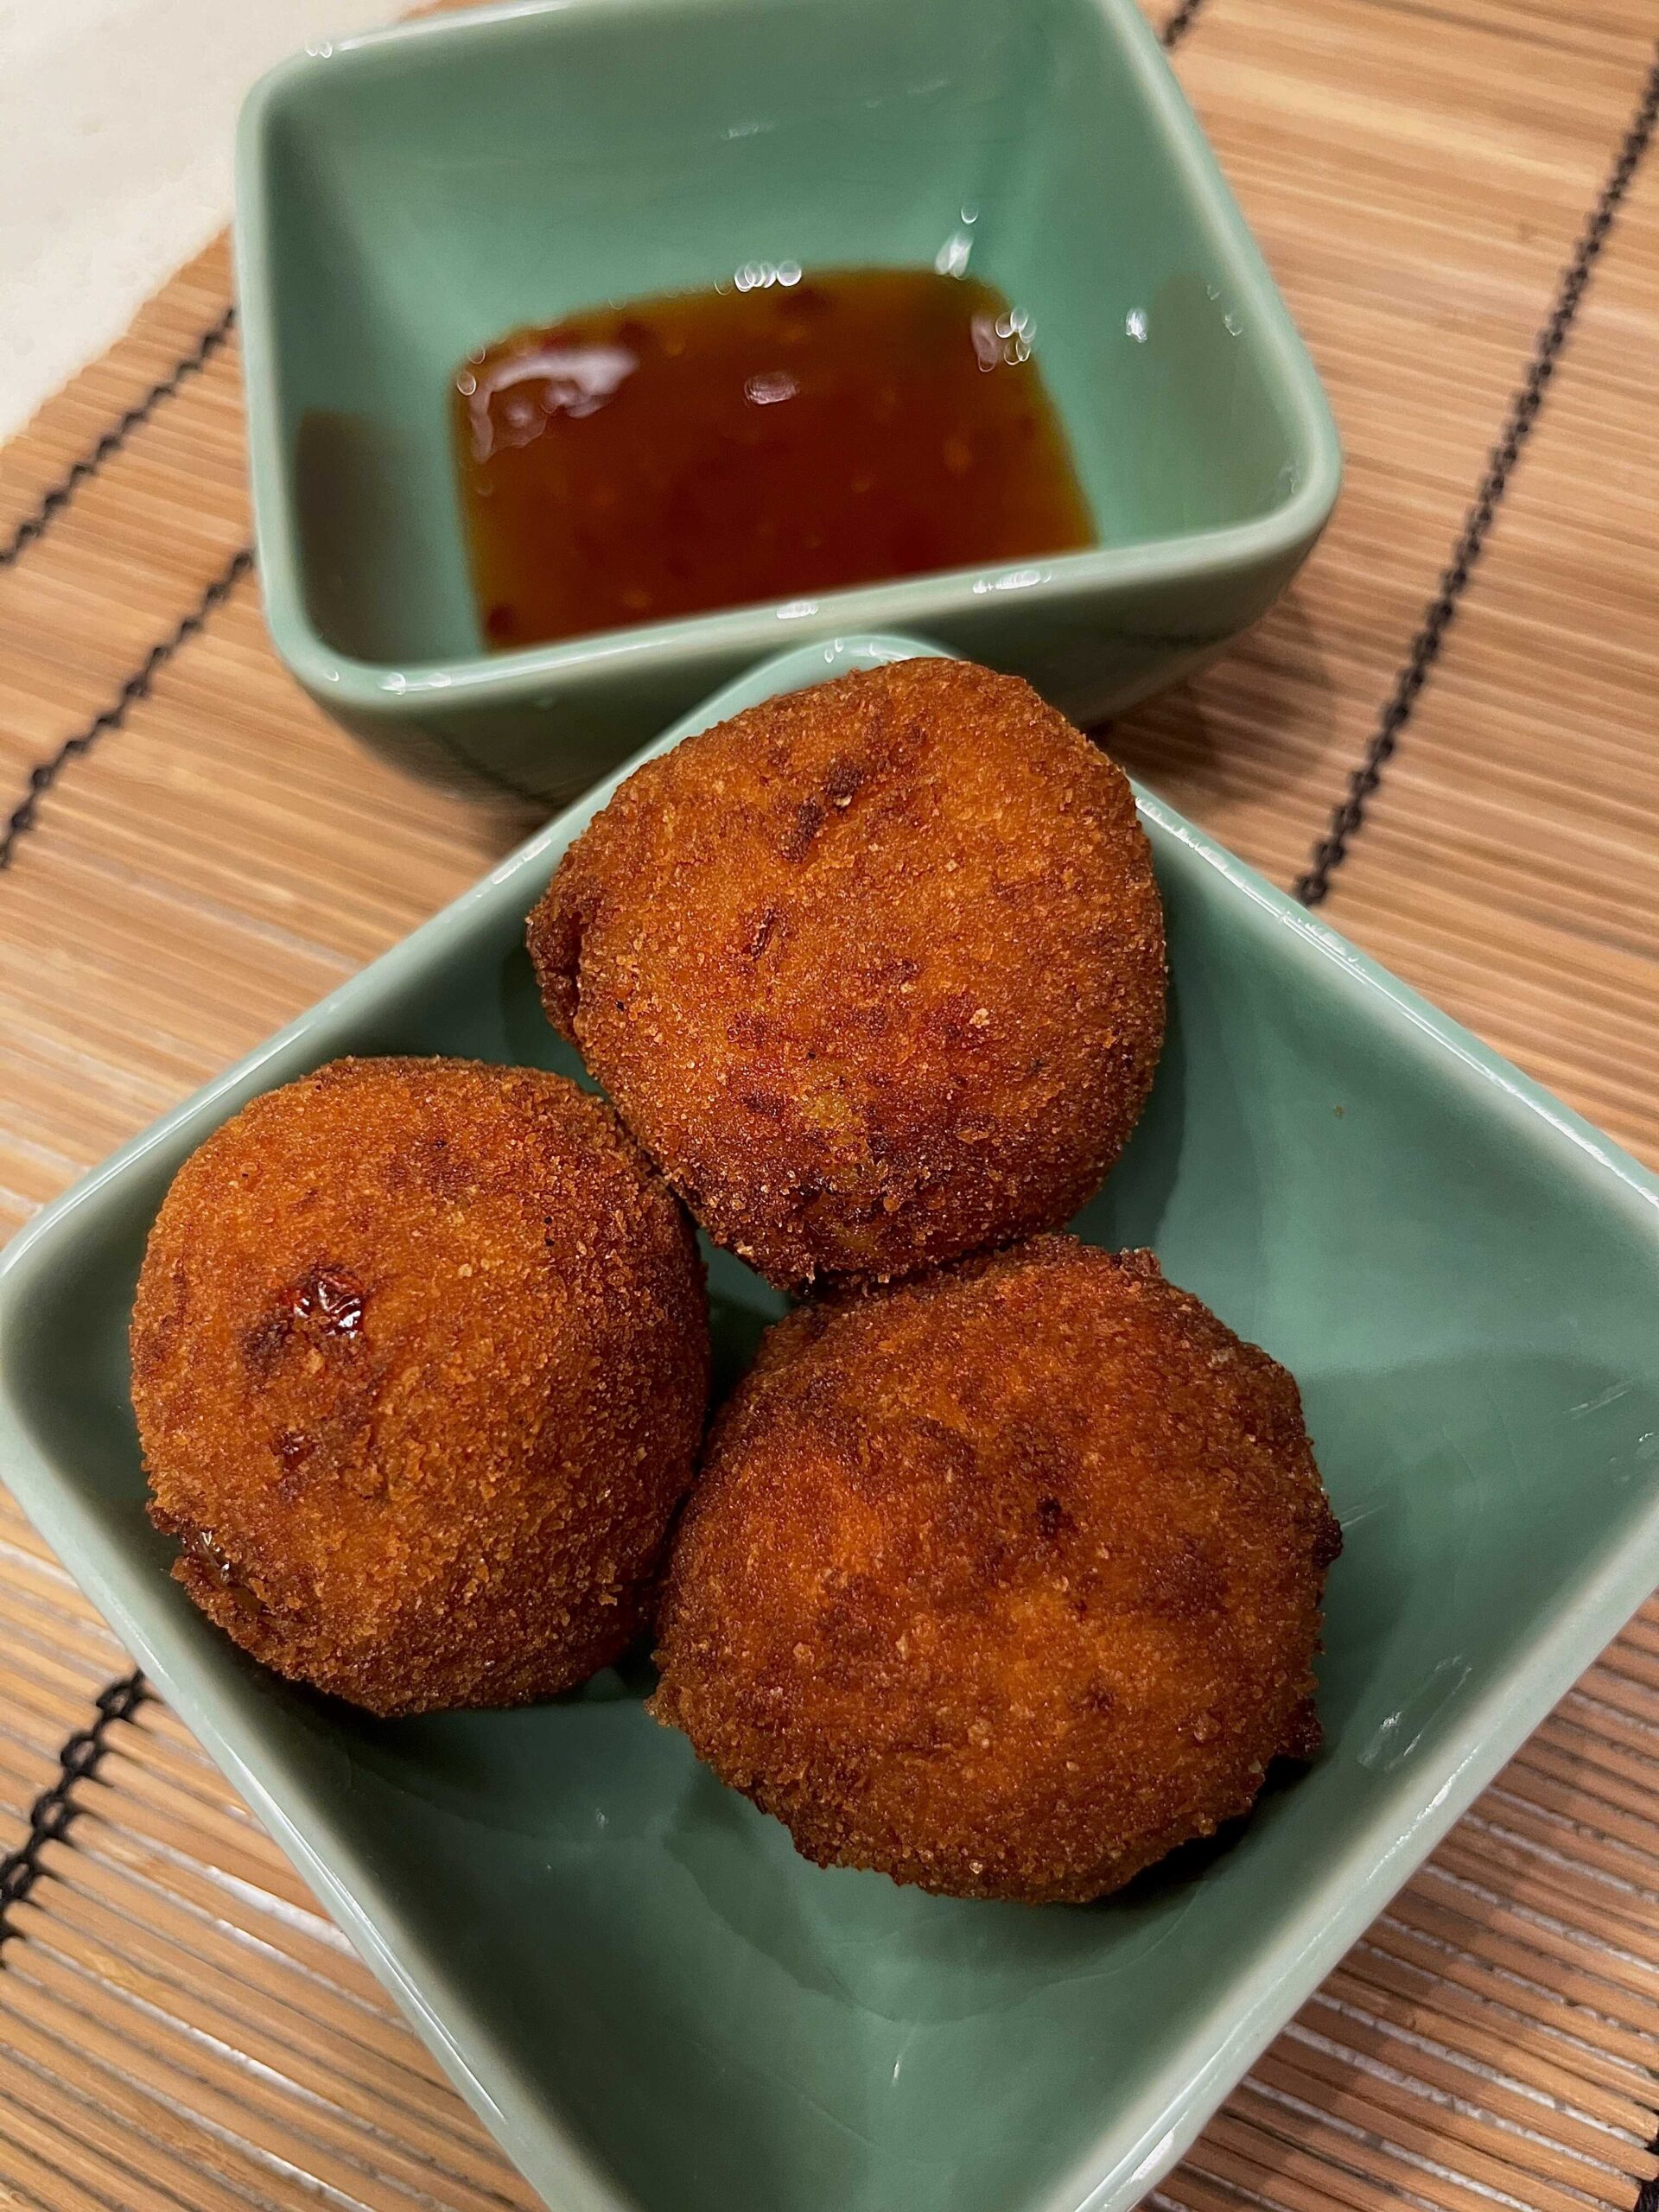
[131,1057,708,1716]
[529,658,1165,1288]
[652,1236,1340,1902]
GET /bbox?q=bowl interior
[254,0,1313,668]
[7,639,1659,2212]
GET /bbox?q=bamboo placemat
[3,3,1659,2208]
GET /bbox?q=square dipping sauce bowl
[236,0,1340,804]
[5,639,1659,2212]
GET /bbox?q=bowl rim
[2,632,1657,2212]
[232,0,1343,715]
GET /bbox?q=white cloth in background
[0,0,367,440]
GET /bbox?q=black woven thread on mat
[0,543,253,872]
[1161,0,1208,46]
[1294,42,1659,909]
[0,1671,147,1946]
[0,306,237,569]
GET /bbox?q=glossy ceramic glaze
[5,637,1658,2212]
[235,0,1340,804]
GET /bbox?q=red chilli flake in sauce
[453,266,1094,652]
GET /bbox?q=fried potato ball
[652,1236,1341,1903]
[528,658,1165,1289]
[131,1057,708,1717]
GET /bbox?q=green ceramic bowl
[4,635,1657,2212]
[235,0,1339,805]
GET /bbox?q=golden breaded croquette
[131,1057,708,1717]
[528,658,1165,1289]
[652,1236,1340,1903]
